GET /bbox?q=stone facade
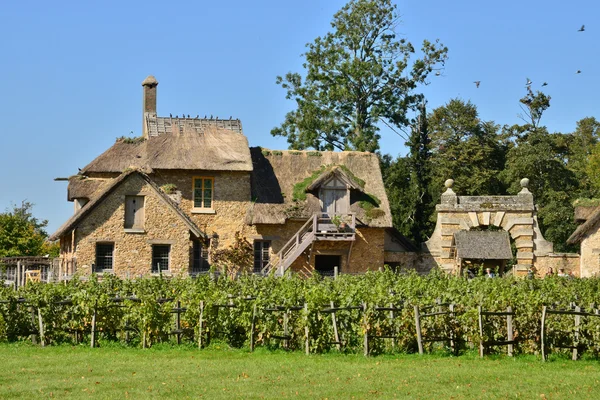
[67,174,197,277]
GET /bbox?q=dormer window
[305,167,364,217]
[320,176,349,215]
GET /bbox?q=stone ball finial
[444,179,454,189]
[520,178,529,188]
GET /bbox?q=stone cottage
[49,76,412,278]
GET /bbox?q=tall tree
[272,0,448,152]
[428,99,507,196]
[502,89,578,252]
[0,201,57,257]
[567,117,600,196]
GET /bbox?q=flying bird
[578,25,585,32]
[526,78,532,86]
[542,82,548,87]
[576,70,582,74]
[474,81,481,88]
[435,71,441,76]
[169,113,172,118]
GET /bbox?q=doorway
[315,255,341,276]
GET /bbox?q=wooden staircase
[261,213,356,276]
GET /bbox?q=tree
[272,0,448,152]
[502,89,578,252]
[428,99,507,196]
[0,201,57,258]
[567,117,600,196]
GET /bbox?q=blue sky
[0,0,597,234]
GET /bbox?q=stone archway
[424,178,555,275]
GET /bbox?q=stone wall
[579,233,600,277]
[535,253,580,277]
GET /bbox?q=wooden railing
[261,213,356,276]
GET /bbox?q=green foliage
[337,165,365,188]
[572,198,600,207]
[2,272,600,358]
[0,201,53,257]
[292,166,328,201]
[261,149,272,156]
[272,0,447,152]
[306,151,322,157]
[210,232,254,279]
[271,150,283,156]
[160,184,177,194]
[116,136,145,144]
[429,98,508,197]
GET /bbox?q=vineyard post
[250,303,256,352]
[304,303,309,355]
[331,301,341,351]
[478,306,484,358]
[16,261,21,288]
[507,306,513,357]
[90,303,97,348]
[29,306,37,345]
[175,301,182,345]
[449,304,456,354]
[37,307,45,347]
[414,305,423,355]
[283,310,289,350]
[573,305,581,361]
[198,301,204,349]
[334,267,338,280]
[541,306,547,361]
[389,302,395,350]
[362,302,368,356]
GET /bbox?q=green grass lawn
[0,343,599,399]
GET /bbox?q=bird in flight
[542,82,548,87]
[435,71,441,76]
[474,81,481,88]
[578,25,585,32]
[576,70,582,74]
[526,78,532,87]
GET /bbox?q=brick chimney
[141,75,158,138]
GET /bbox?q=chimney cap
[142,75,158,87]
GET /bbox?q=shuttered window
[193,177,214,209]
[124,196,145,230]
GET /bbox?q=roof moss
[573,198,600,207]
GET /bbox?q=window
[253,240,271,273]
[95,243,114,272]
[152,245,170,273]
[193,177,213,209]
[192,240,210,274]
[124,196,145,230]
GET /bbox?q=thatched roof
[245,148,392,228]
[49,170,205,241]
[306,166,364,191]
[80,123,251,174]
[67,176,113,201]
[567,206,600,244]
[454,231,512,260]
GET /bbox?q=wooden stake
[507,306,514,357]
[478,306,484,358]
[449,304,456,355]
[176,301,181,345]
[414,305,423,355]
[90,306,97,348]
[283,311,289,350]
[331,301,341,351]
[389,302,395,350]
[541,306,547,361]
[250,303,256,352]
[573,305,581,361]
[29,306,37,345]
[198,301,204,349]
[363,302,368,356]
[37,308,45,347]
[304,303,309,356]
